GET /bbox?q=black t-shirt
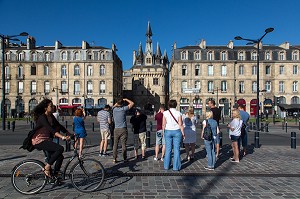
[210,107,221,125]
[130,114,147,134]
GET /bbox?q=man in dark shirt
[208,99,221,158]
[130,109,147,159]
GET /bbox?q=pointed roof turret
[146,21,152,37]
[163,50,168,60]
[156,42,162,57]
[138,42,143,56]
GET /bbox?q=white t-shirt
[163,108,182,130]
[229,118,243,136]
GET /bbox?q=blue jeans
[164,129,182,171]
[204,139,216,168]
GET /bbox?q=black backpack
[203,120,213,141]
[20,130,36,152]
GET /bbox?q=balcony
[5,74,11,80]
[74,91,81,95]
[16,74,25,80]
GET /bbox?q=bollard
[146,131,150,148]
[92,123,94,132]
[73,122,75,132]
[282,120,284,130]
[291,132,296,149]
[219,131,223,147]
[65,121,68,129]
[285,121,288,133]
[254,131,260,148]
[65,140,71,152]
[261,122,264,132]
[299,119,300,130]
[265,122,269,132]
[12,120,15,132]
[273,114,275,125]
[149,121,153,132]
[7,121,10,130]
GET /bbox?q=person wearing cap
[130,109,148,159]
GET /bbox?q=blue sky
[1,0,300,70]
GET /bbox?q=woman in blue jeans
[162,100,185,171]
[201,111,219,170]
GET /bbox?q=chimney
[199,39,206,49]
[26,36,36,50]
[82,41,90,49]
[279,42,290,50]
[227,40,234,49]
[173,42,177,49]
[55,40,62,50]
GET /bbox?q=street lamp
[212,87,222,108]
[1,32,28,130]
[235,27,274,148]
[52,86,61,109]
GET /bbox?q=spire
[163,49,168,60]
[146,21,152,37]
[138,42,143,56]
[156,42,161,57]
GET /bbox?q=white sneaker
[160,157,164,162]
[154,157,158,161]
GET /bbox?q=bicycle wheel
[11,159,47,195]
[70,158,105,192]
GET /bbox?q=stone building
[170,40,300,117]
[129,22,169,113]
[0,36,123,117]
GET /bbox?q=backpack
[203,120,213,141]
[20,130,36,152]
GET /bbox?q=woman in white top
[182,108,198,161]
[227,109,243,163]
[162,100,185,171]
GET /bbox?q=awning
[278,104,300,111]
[59,105,81,109]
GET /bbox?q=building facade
[129,22,169,113]
[1,37,123,117]
[170,40,300,117]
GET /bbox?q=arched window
[100,81,105,94]
[74,52,80,60]
[44,65,49,75]
[221,51,226,60]
[74,65,80,76]
[252,65,257,75]
[208,51,213,60]
[100,65,105,76]
[194,51,200,60]
[293,51,298,60]
[251,52,257,60]
[60,98,68,104]
[74,81,80,95]
[293,81,298,92]
[5,65,10,79]
[18,65,23,78]
[279,51,285,60]
[100,51,105,60]
[61,52,67,60]
[45,52,50,61]
[87,65,93,76]
[31,52,37,61]
[291,96,300,104]
[181,51,187,60]
[238,52,244,60]
[265,51,271,60]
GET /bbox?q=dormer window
[181,51,187,60]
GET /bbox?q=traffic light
[277,97,281,105]
[273,96,277,106]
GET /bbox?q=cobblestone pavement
[0,143,300,199]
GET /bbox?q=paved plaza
[0,117,300,198]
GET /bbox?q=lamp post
[1,32,28,130]
[212,87,221,108]
[52,86,61,109]
[235,27,274,148]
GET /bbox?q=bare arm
[178,116,185,139]
[124,98,134,109]
[201,121,206,139]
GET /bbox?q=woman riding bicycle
[31,99,71,177]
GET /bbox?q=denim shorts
[230,135,240,142]
[156,130,165,145]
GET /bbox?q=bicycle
[11,135,105,194]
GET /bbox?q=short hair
[168,100,177,108]
[116,98,123,106]
[238,104,245,109]
[159,104,165,110]
[104,105,110,109]
[75,109,84,117]
[208,99,216,106]
[206,111,213,119]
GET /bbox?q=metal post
[219,131,223,147]
[273,114,275,124]
[285,121,288,133]
[12,120,15,132]
[7,121,10,130]
[265,122,269,132]
[92,122,94,132]
[146,131,150,148]
[1,37,6,130]
[291,132,296,149]
[254,43,260,148]
[65,120,68,129]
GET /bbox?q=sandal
[42,167,52,178]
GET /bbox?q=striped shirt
[97,110,111,130]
